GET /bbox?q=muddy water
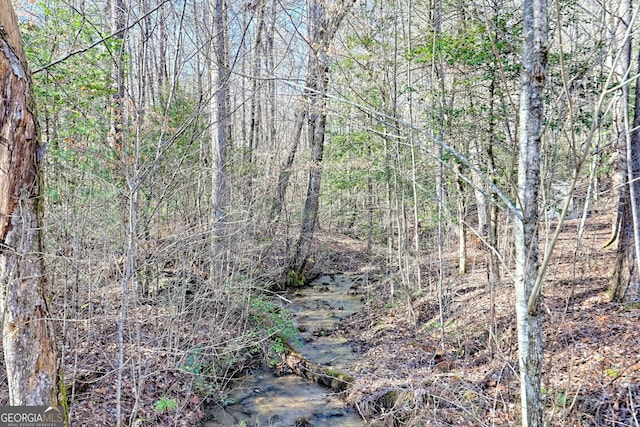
[205,274,365,426]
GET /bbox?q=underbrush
[47,272,300,426]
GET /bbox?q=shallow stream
[205,274,365,426]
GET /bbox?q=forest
[0,0,639,425]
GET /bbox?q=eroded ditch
[205,274,366,426]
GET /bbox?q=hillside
[329,205,640,425]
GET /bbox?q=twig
[630,384,639,427]
[253,286,293,304]
[567,383,582,416]
[32,0,172,74]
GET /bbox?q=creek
[205,274,365,426]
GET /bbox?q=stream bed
[205,274,366,426]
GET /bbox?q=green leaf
[154,396,177,413]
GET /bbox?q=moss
[326,368,354,383]
[58,366,70,426]
[325,368,354,391]
[287,270,306,288]
[623,302,640,311]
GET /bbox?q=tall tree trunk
[0,3,61,406]
[248,0,265,161]
[109,1,129,423]
[288,0,354,277]
[487,79,501,356]
[455,164,467,274]
[246,0,265,222]
[610,39,640,303]
[606,0,632,248]
[515,0,547,424]
[471,137,489,238]
[211,0,229,254]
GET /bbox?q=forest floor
[1,204,638,427]
[323,207,640,426]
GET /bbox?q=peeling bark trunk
[0,4,60,406]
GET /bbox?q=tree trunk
[610,200,640,301]
[109,0,126,154]
[211,0,230,254]
[288,0,354,277]
[109,1,129,423]
[0,3,61,406]
[515,0,547,424]
[609,39,640,303]
[605,0,632,249]
[271,109,306,220]
[455,164,467,274]
[470,135,489,239]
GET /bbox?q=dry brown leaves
[333,209,640,426]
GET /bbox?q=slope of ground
[0,206,637,427]
[331,209,640,426]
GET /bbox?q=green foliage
[180,345,205,375]
[24,0,122,232]
[605,367,619,379]
[286,270,306,288]
[555,391,568,406]
[407,19,517,71]
[24,1,114,116]
[271,336,287,354]
[249,295,299,354]
[322,129,390,240]
[154,396,178,413]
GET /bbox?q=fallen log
[276,339,354,392]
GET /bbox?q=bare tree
[0,1,61,406]
[288,0,355,277]
[109,0,126,154]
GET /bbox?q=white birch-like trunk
[515,0,547,424]
[606,0,632,248]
